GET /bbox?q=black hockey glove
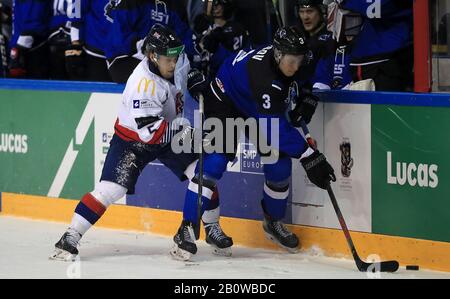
[193,13,211,36]
[202,27,223,53]
[187,68,209,100]
[289,93,319,126]
[8,47,27,78]
[301,150,336,190]
[65,43,86,80]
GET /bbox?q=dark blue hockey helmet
[212,0,235,19]
[297,0,325,10]
[296,0,327,16]
[273,27,308,56]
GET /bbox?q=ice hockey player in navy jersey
[312,4,361,90]
[333,0,413,91]
[8,0,50,78]
[65,0,115,81]
[294,0,335,85]
[47,0,81,79]
[106,0,195,83]
[50,25,224,262]
[171,27,336,261]
[9,0,84,80]
[192,0,251,79]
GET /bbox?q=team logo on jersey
[133,100,140,109]
[104,0,121,23]
[288,81,299,104]
[151,0,169,24]
[340,138,354,178]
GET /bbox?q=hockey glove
[289,93,319,126]
[301,150,336,190]
[202,27,223,53]
[187,68,209,100]
[65,43,86,80]
[193,14,211,36]
[8,47,27,78]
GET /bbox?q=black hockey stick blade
[326,184,400,273]
[356,258,400,273]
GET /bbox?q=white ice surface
[1,216,449,279]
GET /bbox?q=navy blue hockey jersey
[11,0,80,48]
[10,0,50,47]
[313,44,352,90]
[341,0,413,64]
[216,47,307,158]
[68,0,113,56]
[105,0,195,60]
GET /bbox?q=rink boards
[1,80,450,272]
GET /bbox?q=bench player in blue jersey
[105,0,196,83]
[64,0,116,81]
[171,27,336,261]
[192,0,251,80]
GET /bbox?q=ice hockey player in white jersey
[50,24,221,262]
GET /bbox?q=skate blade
[264,232,299,254]
[209,245,232,257]
[49,248,77,262]
[169,244,192,262]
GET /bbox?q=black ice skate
[263,215,300,254]
[204,222,233,257]
[170,220,198,261]
[50,228,82,262]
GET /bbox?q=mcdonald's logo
[137,78,156,96]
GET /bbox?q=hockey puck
[406,265,419,271]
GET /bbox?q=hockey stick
[270,0,283,29]
[300,120,399,273]
[193,93,205,239]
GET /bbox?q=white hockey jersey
[114,57,187,144]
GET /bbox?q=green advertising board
[372,105,450,243]
[0,89,94,199]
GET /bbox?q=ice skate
[50,229,82,262]
[170,221,198,261]
[204,222,233,257]
[263,216,300,254]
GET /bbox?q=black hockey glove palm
[65,43,86,80]
[301,150,336,190]
[289,93,319,126]
[187,69,208,100]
